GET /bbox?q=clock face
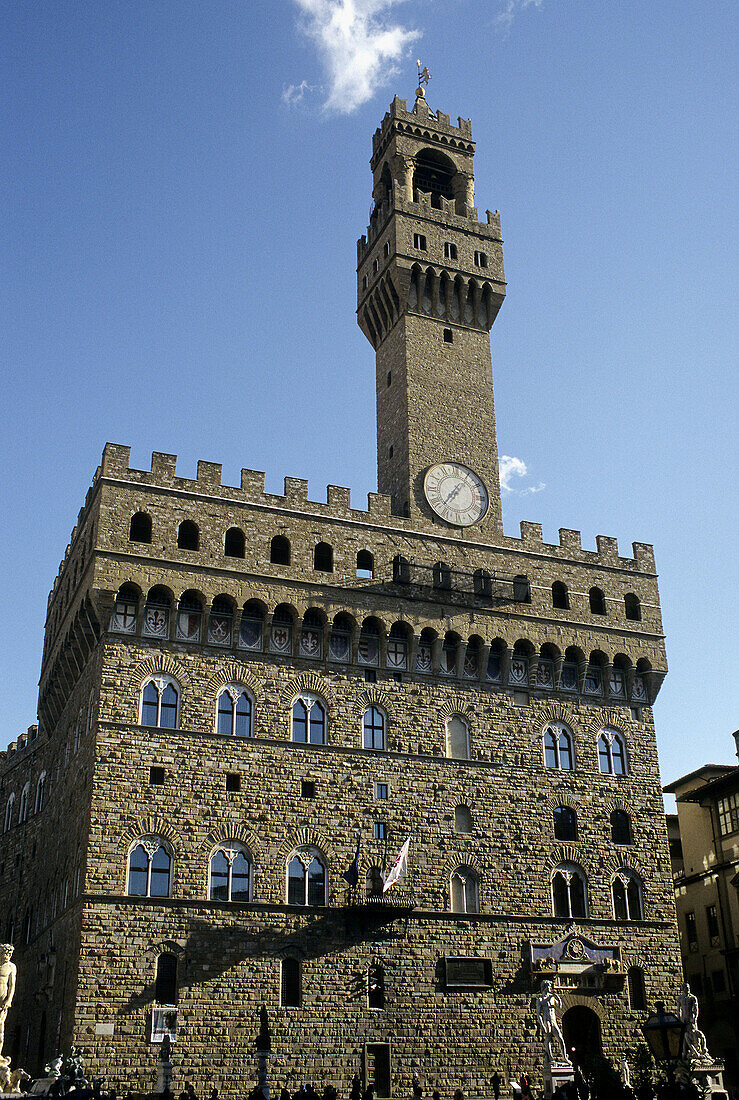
[423,463,489,527]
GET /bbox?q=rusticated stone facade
[0,91,681,1099]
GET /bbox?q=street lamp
[640,1001,686,1095]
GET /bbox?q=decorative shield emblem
[112,604,136,633]
[631,675,646,701]
[486,652,501,681]
[440,649,455,675]
[416,645,432,673]
[143,607,168,638]
[176,611,201,641]
[300,629,321,658]
[509,657,527,685]
[358,635,379,666]
[463,651,478,678]
[561,663,577,691]
[386,639,407,669]
[270,624,291,654]
[537,660,553,688]
[328,632,350,662]
[609,671,626,698]
[584,667,602,695]
[239,618,262,650]
[208,615,231,645]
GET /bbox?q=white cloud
[495,0,544,34]
[282,80,317,107]
[499,454,545,495]
[289,0,421,114]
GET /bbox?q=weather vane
[416,60,431,99]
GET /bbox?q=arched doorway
[563,1005,602,1067]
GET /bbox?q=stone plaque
[445,956,492,988]
[95,1022,114,1036]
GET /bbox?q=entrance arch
[563,1005,602,1066]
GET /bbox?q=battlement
[372,95,474,166]
[95,443,656,573]
[357,188,502,264]
[1,725,39,768]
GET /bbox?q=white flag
[382,836,410,892]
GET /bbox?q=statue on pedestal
[677,982,711,1063]
[535,981,571,1065]
[0,945,17,1060]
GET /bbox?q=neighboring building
[664,731,739,1088]
[0,89,682,1096]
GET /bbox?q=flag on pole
[382,836,410,892]
[342,836,361,886]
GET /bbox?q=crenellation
[196,460,223,487]
[151,451,177,479]
[240,468,266,496]
[520,521,544,544]
[283,476,309,503]
[559,528,583,553]
[596,535,620,560]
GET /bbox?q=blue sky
[2,1,737,798]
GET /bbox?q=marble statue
[677,982,710,1062]
[535,981,571,1065]
[0,946,17,1058]
[621,1058,631,1089]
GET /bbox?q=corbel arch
[354,687,391,716]
[545,846,593,877]
[205,824,261,858]
[280,672,337,710]
[133,655,190,688]
[205,664,260,699]
[122,816,182,856]
[278,828,335,865]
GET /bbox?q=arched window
[269,604,294,655]
[176,590,202,642]
[287,849,326,906]
[35,773,47,814]
[356,549,374,578]
[612,871,643,921]
[368,962,385,1009]
[543,723,574,771]
[598,730,628,775]
[386,622,409,670]
[314,542,333,572]
[143,586,172,638]
[281,958,301,1007]
[624,593,642,621]
[224,527,245,558]
[239,599,265,651]
[291,694,326,745]
[589,587,606,615]
[552,581,569,610]
[208,595,234,646]
[413,148,456,208]
[392,555,410,584]
[551,864,588,919]
[451,867,479,914]
[433,562,451,590]
[611,810,632,844]
[129,512,152,543]
[127,837,172,897]
[141,675,179,729]
[19,784,30,824]
[3,795,15,833]
[446,714,470,760]
[111,583,139,633]
[155,953,178,1005]
[177,520,199,551]
[299,609,323,660]
[209,843,251,902]
[366,867,384,897]
[328,612,353,663]
[553,806,578,842]
[270,535,291,565]
[216,686,253,738]
[454,805,472,834]
[363,706,386,750]
[628,966,647,1010]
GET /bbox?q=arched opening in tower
[413,149,456,208]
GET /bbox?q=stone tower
[357,92,505,530]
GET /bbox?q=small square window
[630,707,642,721]
[443,328,453,343]
[374,822,387,840]
[365,670,377,683]
[301,780,316,799]
[413,234,427,251]
[375,783,389,800]
[149,766,165,786]
[444,242,457,261]
[226,773,241,792]
[474,251,488,268]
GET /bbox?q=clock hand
[444,484,462,503]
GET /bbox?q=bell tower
[357,89,506,531]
